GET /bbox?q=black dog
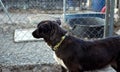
[32,20,120,72]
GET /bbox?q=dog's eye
[43,27,49,33]
[38,27,48,34]
[43,30,47,33]
[39,28,42,33]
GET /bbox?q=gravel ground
[0,13,62,72]
[0,23,62,72]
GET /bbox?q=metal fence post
[63,0,66,23]
[104,0,110,38]
[109,0,115,36]
[119,0,120,18]
[104,0,115,37]
[0,0,12,23]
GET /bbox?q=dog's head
[32,20,62,39]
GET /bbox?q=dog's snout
[32,30,41,39]
[32,31,36,37]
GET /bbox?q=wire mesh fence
[1,0,63,13]
[67,17,105,39]
[0,0,106,24]
[0,0,118,72]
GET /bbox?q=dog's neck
[53,33,68,51]
[44,30,67,51]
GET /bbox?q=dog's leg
[69,70,83,72]
[117,61,120,72]
[70,70,83,72]
[67,65,83,72]
[117,55,120,72]
[61,66,67,72]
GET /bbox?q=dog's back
[57,36,120,71]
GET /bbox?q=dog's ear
[56,19,61,25]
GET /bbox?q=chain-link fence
[67,17,105,39]
[64,0,106,40]
[0,0,118,72]
[1,0,63,10]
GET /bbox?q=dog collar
[53,33,67,51]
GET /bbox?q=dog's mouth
[32,30,41,39]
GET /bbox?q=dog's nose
[32,30,41,39]
[32,31,35,37]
